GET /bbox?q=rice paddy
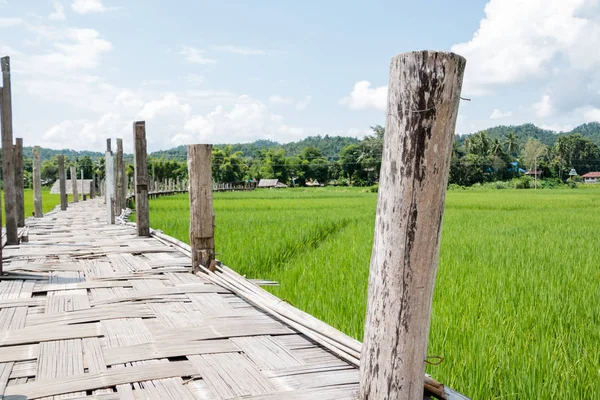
[141,187,599,398]
[1,189,66,222]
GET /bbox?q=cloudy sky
[0,0,599,152]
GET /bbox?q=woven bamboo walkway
[0,199,361,399]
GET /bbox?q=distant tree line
[5,123,600,189]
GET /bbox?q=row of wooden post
[2,51,466,399]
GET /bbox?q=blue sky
[1,0,599,152]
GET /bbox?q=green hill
[457,122,600,147]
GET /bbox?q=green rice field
[1,189,67,222]
[141,187,599,398]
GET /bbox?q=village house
[582,172,600,183]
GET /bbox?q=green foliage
[515,176,532,189]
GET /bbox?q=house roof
[50,179,94,195]
[582,172,600,178]
[257,179,279,188]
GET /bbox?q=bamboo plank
[4,361,199,399]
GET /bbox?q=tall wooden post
[105,149,115,224]
[1,56,18,244]
[133,121,150,236]
[70,165,79,203]
[188,144,215,273]
[359,51,465,400]
[121,159,127,210]
[104,139,111,205]
[90,173,96,199]
[15,138,24,227]
[115,138,124,215]
[33,146,43,217]
[58,155,68,211]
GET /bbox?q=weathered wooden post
[57,155,68,211]
[133,121,150,236]
[105,144,115,224]
[1,56,18,244]
[15,138,24,227]
[33,146,43,217]
[121,158,127,210]
[70,165,79,203]
[90,173,96,199]
[359,51,465,400]
[187,144,215,273]
[115,138,124,215]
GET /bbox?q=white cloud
[71,0,107,14]
[296,95,312,110]
[30,28,112,70]
[49,2,66,21]
[269,95,293,105]
[0,17,24,27]
[181,96,304,145]
[533,95,553,118]
[212,45,266,56]
[180,46,216,65]
[340,81,387,111]
[43,113,127,150]
[540,123,574,132]
[187,74,204,85]
[583,108,600,122]
[490,109,512,119]
[137,94,191,120]
[452,0,600,96]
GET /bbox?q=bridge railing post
[133,121,150,236]
[58,155,68,211]
[359,51,466,400]
[187,144,215,273]
[15,137,24,227]
[33,146,43,217]
[105,139,115,224]
[1,56,18,244]
[70,165,79,203]
[115,138,124,216]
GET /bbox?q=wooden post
[70,165,79,203]
[1,56,18,245]
[15,138,24,227]
[115,138,124,215]
[188,144,215,273]
[33,146,43,217]
[133,121,150,236]
[90,173,96,199]
[359,51,465,400]
[121,159,127,210]
[104,139,111,205]
[105,150,115,224]
[58,155,68,211]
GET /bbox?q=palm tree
[491,139,504,157]
[504,132,519,157]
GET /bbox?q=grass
[0,189,68,222]
[139,186,599,398]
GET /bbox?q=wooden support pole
[105,149,115,224]
[58,155,68,211]
[15,138,24,227]
[133,121,150,236]
[187,144,215,273]
[70,165,79,203]
[115,138,124,215]
[121,157,127,210]
[90,173,96,199]
[1,56,18,244]
[359,51,465,400]
[33,146,43,217]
